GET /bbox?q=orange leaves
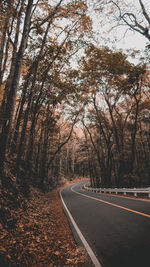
[80,15,93,32]
[1,187,88,266]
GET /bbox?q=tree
[96,0,150,45]
[0,0,92,185]
[77,43,148,187]
[0,0,34,178]
[110,0,150,42]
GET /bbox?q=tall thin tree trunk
[0,1,11,86]
[10,60,37,155]
[130,83,140,173]
[0,0,33,178]
[16,91,33,178]
[26,87,43,163]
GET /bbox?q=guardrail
[84,184,150,198]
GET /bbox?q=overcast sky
[88,0,149,64]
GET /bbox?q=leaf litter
[0,180,89,266]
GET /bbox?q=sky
[53,0,149,67]
[99,24,148,51]
[89,0,149,59]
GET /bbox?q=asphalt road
[60,180,150,267]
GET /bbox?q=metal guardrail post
[148,188,150,198]
[133,188,137,197]
[123,188,126,195]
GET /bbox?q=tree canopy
[0,0,150,191]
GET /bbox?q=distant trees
[76,44,150,187]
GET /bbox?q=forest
[0,0,150,264]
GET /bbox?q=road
[60,180,150,267]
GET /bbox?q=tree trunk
[10,66,34,154]
[0,1,11,86]
[0,0,33,178]
[26,87,43,163]
[130,92,140,173]
[16,90,33,178]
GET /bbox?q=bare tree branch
[139,0,150,26]
[111,0,150,41]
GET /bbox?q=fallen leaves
[0,185,88,266]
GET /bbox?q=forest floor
[0,177,89,266]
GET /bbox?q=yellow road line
[71,186,150,219]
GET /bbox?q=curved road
[60,180,150,267]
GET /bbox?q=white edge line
[59,188,102,267]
